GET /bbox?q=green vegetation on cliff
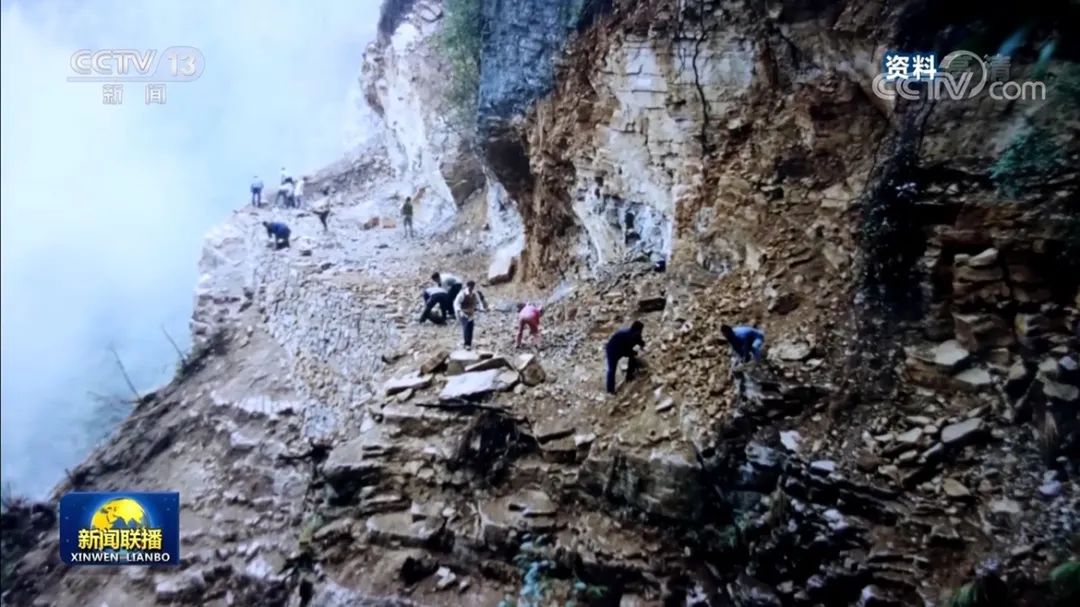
[436,0,484,132]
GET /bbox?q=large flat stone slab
[384,374,432,396]
[479,489,559,546]
[365,511,443,547]
[439,369,517,400]
[447,350,482,375]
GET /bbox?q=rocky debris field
[3,168,1077,607]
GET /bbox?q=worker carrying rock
[294,177,307,208]
[419,285,452,325]
[605,321,645,394]
[516,302,543,348]
[262,221,291,250]
[721,324,765,363]
[312,187,331,231]
[454,280,486,350]
[275,179,295,208]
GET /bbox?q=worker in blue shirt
[262,221,291,250]
[721,324,765,363]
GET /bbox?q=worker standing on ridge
[276,178,294,208]
[262,221,291,250]
[312,187,331,231]
[721,324,765,364]
[295,177,309,208]
[432,272,463,315]
[402,195,415,238]
[605,321,645,394]
[251,175,263,207]
[419,285,452,325]
[516,302,543,348]
[454,280,486,349]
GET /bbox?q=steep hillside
[3,1,1078,606]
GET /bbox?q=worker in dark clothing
[419,286,452,325]
[721,324,765,363]
[402,196,415,238]
[262,221,290,249]
[605,321,645,394]
[432,272,462,316]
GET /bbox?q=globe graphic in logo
[91,498,150,530]
[89,498,153,557]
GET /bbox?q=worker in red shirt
[517,302,543,348]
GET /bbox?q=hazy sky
[1,0,381,498]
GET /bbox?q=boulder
[1015,313,1057,349]
[940,417,985,448]
[905,340,971,389]
[780,430,802,453]
[416,2,443,21]
[579,441,703,521]
[895,428,922,446]
[323,435,384,496]
[447,350,481,375]
[769,292,801,315]
[516,354,546,386]
[479,489,559,546]
[384,374,432,396]
[1038,480,1063,499]
[954,367,993,392]
[435,566,457,591]
[464,356,511,373]
[731,574,782,607]
[496,369,520,391]
[928,340,971,370]
[989,498,1021,516]
[487,248,517,285]
[1060,356,1079,377]
[155,570,207,603]
[420,350,450,375]
[1014,284,1052,304]
[636,296,667,313]
[953,313,1014,352]
[967,248,999,267]
[1005,361,1033,398]
[1039,376,1079,403]
[439,369,516,400]
[954,264,1004,283]
[771,341,813,362]
[365,512,442,547]
[1006,262,1041,284]
[532,419,574,443]
[942,478,971,499]
[953,250,1002,282]
[362,217,380,230]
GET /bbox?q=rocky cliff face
[3,1,1078,606]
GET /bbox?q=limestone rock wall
[349,0,485,227]
[478,0,1079,298]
